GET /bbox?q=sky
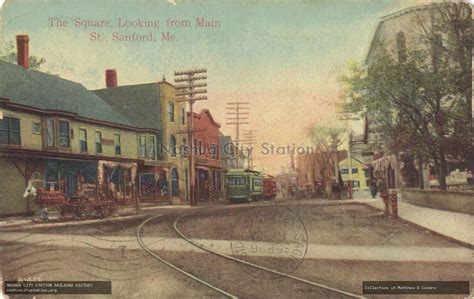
[0,0,434,174]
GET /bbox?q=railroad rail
[174,213,365,299]
[136,214,237,298]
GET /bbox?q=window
[182,138,187,157]
[146,135,156,159]
[32,122,41,135]
[170,135,177,157]
[95,131,102,153]
[396,31,407,63]
[79,129,88,153]
[340,168,349,174]
[0,117,20,145]
[352,180,360,188]
[168,102,175,122]
[58,121,70,147]
[352,168,358,174]
[114,134,121,155]
[181,108,185,125]
[363,168,370,178]
[46,118,55,147]
[210,144,218,159]
[227,176,246,186]
[139,136,146,157]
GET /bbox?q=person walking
[376,174,389,216]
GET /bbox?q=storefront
[97,160,137,202]
[45,159,98,198]
[195,163,222,201]
[138,161,173,202]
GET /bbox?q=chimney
[105,69,117,88]
[16,34,29,69]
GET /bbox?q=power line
[174,68,207,206]
[225,101,250,168]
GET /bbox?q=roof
[0,61,133,126]
[191,109,221,127]
[93,83,163,131]
[365,2,457,64]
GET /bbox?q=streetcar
[225,169,263,203]
[263,175,277,200]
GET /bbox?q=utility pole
[225,102,250,168]
[241,129,256,169]
[174,68,207,206]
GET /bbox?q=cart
[35,190,117,220]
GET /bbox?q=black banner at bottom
[363,281,469,295]
[4,281,111,295]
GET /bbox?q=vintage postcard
[0,0,472,298]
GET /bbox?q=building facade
[192,109,222,201]
[0,35,159,215]
[93,72,189,203]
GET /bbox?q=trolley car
[263,175,277,200]
[225,169,264,203]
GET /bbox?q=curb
[361,203,474,250]
[0,205,190,231]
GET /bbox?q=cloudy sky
[1,0,433,174]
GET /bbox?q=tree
[307,124,345,192]
[0,41,46,70]
[339,3,472,190]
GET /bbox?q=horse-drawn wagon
[35,189,117,220]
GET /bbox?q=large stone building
[361,2,472,189]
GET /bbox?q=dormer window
[396,31,406,63]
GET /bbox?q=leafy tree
[339,2,472,190]
[0,41,46,70]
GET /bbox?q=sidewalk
[356,197,474,248]
[0,202,191,229]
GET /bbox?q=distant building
[339,157,371,191]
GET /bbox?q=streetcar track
[174,211,365,299]
[137,214,238,299]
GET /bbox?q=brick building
[191,109,222,201]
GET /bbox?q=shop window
[32,122,41,135]
[139,136,146,157]
[95,131,102,153]
[58,121,70,147]
[114,134,121,155]
[168,102,175,122]
[0,117,21,145]
[79,129,88,153]
[46,118,55,147]
[171,168,179,196]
